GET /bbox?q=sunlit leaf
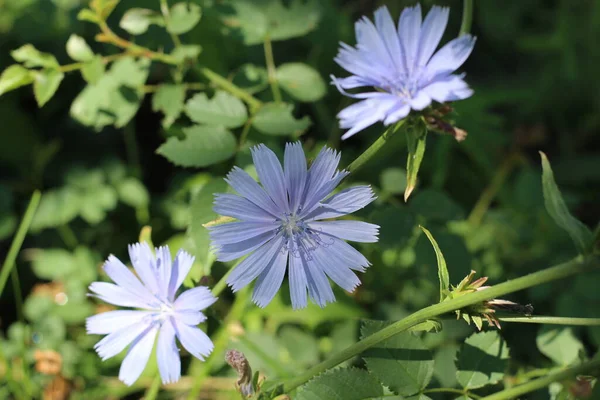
[420,226,450,302]
[536,327,584,366]
[252,103,311,136]
[11,44,59,69]
[0,64,33,96]
[152,84,186,128]
[157,125,237,167]
[66,34,94,61]
[33,69,64,107]
[81,55,105,84]
[168,2,201,34]
[405,125,427,201]
[540,152,592,254]
[185,90,247,128]
[120,8,163,35]
[361,320,434,396]
[276,62,326,102]
[170,44,202,63]
[116,177,149,209]
[456,331,509,389]
[296,368,383,400]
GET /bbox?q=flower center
[281,213,305,238]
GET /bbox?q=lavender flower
[209,142,378,309]
[332,4,476,139]
[86,243,217,386]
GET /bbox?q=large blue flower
[209,143,378,309]
[87,243,216,386]
[332,4,476,139]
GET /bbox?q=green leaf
[11,44,59,69]
[419,226,450,302]
[168,2,201,34]
[279,326,319,367]
[253,103,311,136]
[185,91,247,128]
[296,368,383,400]
[152,84,186,128]
[232,64,269,94]
[90,0,119,19]
[30,187,81,231]
[116,177,149,209]
[189,178,227,269]
[66,34,94,61]
[70,57,150,130]
[276,62,326,102]
[170,44,202,63]
[540,152,592,254]
[81,55,105,84]
[0,65,34,96]
[33,69,64,107]
[456,331,510,389]
[77,8,101,23]
[361,320,434,396]
[119,8,164,35]
[380,167,407,195]
[224,0,321,45]
[405,125,427,201]
[536,327,584,366]
[157,125,237,167]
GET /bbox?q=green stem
[0,191,41,297]
[423,388,481,399]
[58,224,79,249]
[346,120,406,174]
[212,262,237,298]
[481,358,600,400]
[498,316,600,326]
[197,66,262,111]
[10,268,24,322]
[186,288,249,400]
[238,117,254,150]
[159,0,182,48]
[144,375,162,400]
[263,35,281,103]
[459,0,474,36]
[281,256,600,392]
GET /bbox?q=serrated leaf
[276,62,325,102]
[536,327,584,366]
[405,125,427,201]
[120,8,164,35]
[540,152,592,254]
[152,84,186,128]
[70,57,149,130]
[185,91,247,128]
[157,125,237,167]
[296,368,384,400]
[81,55,105,84]
[168,2,201,34]
[456,331,509,389]
[223,0,321,46]
[420,226,449,302]
[66,34,94,62]
[11,44,59,69]
[33,69,64,107]
[361,320,434,396]
[0,65,34,96]
[189,179,227,269]
[253,103,311,135]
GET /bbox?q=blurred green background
[0,0,599,399]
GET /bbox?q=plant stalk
[460,0,474,36]
[346,120,406,174]
[497,316,600,326]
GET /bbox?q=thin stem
[346,120,406,174]
[423,388,482,399]
[196,66,263,111]
[481,358,600,400]
[467,152,522,227]
[159,0,182,47]
[10,269,24,322]
[0,191,41,297]
[57,224,78,249]
[498,316,600,326]
[186,288,249,400]
[459,0,474,36]
[144,375,162,400]
[281,256,600,392]
[59,53,125,73]
[263,35,282,103]
[238,117,254,149]
[142,82,206,93]
[212,262,238,298]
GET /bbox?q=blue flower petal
[289,254,308,309]
[310,220,379,243]
[312,245,361,292]
[174,310,206,325]
[251,145,289,211]
[304,252,336,307]
[252,247,288,308]
[86,310,153,335]
[213,193,276,222]
[155,246,172,300]
[225,167,282,217]
[168,250,195,301]
[227,235,285,292]
[94,319,151,361]
[284,142,307,212]
[398,3,422,74]
[89,282,154,309]
[214,231,276,262]
[374,6,405,73]
[128,242,160,296]
[174,286,217,312]
[173,319,213,361]
[157,320,181,385]
[118,324,159,386]
[102,255,156,305]
[208,220,279,246]
[425,35,476,81]
[417,6,449,68]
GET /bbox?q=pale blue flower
[332,4,476,139]
[209,142,378,309]
[86,243,217,386]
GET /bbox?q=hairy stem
[281,256,600,392]
[460,0,474,36]
[481,358,600,400]
[347,120,406,174]
[264,35,282,103]
[0,191,41,297]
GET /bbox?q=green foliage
[0,65,34,96]
[119,8,164,35]
[405,123,427,201]
[456,331,509,389]
[276,63,326,102]
[253,103,311,136]
[536,327,585,366]
[296,368,383,400]
[184,91,248,128]
[361,320,434,396]
[167,2,202,34]
[420,226,450,302]
[152,84,186,128]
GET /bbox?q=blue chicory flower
[86,243,216,386]
[332,4,476,139]
[209,142,378,309]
